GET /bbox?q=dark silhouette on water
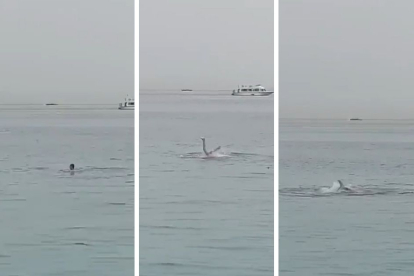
[70,164,75,171]
[200,137,221,156]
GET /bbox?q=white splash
[318,180,355,194]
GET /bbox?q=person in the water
[70,164,75,171]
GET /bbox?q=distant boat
[45,103,58,106]
[181,89,193,92]
[118,96,134,110]
[231,84,273,96]
[349,118,362,121]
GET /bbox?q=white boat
[118,96,134,110]
[231,84,273,96]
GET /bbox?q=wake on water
[180,137,274,162]
[280,180,414,198]
[180,151,230,160]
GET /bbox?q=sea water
[280,119,414,276]
[140,91,274,276]
[0,105,133,275]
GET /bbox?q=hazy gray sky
[140,0,274,90]
[0,0,133,104]
[281,0,414,119]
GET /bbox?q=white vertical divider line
[274,0,279,275]
[134,0,140,275]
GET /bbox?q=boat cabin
[238,85,267,92]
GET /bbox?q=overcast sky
[140,0,274,91]
[281,0,414,119]
[0,0,133,104]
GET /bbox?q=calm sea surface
[140,91,274,276]
[0,105,133,275]
[280,119,414,276]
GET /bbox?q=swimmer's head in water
[70,164,75,170]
